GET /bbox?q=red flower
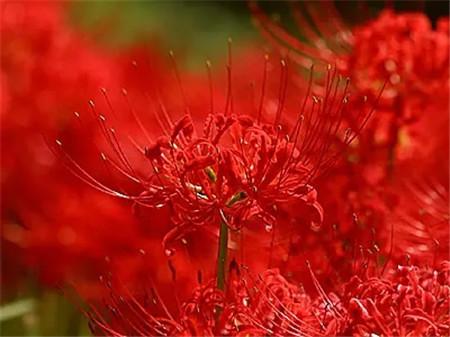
[87,260,450,336]
[340,261,450,336]
[384,176,449,266]
[0,1,189,299]
[251,4,449,108]
[86,267,325,336]
[1,0,114,287]
[251,1,449,177]
[54,52,376,262]
[250,2,449,273]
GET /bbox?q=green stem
[216,220,229,290]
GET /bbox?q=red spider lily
[1,0,114,288]
[85,266,325,337]
[384,173,449,266]
[384,97,449,265]
[250,3,449,107]
[53,46,377,262]
[1,1,195,299]
[250,0,449,181]
[339,261,450,336]
[250,1,449,272]
[86,258,450,337]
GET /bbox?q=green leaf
[0,298,35,322]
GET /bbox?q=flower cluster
[1,1,119,287]
[250,1,449,278]
[1,1,448,336]
[0,1,197,299]
[88,261,450,337]
[72,67,368,251]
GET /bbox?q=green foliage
[0,290,89,336]
[69,1,260,70]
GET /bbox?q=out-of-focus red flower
[341,11,449,169]
[0,1,188,299]
[86,260,450,337]
[251,3,449,111]
[1,0,111,288]
[250,2,449,274]
[339,261,450,337]
[86,267,325,337]
[384,171,449,266]
[344,11,449,110]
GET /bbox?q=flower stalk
[216,220,229,290]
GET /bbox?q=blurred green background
[70,1,260,69]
